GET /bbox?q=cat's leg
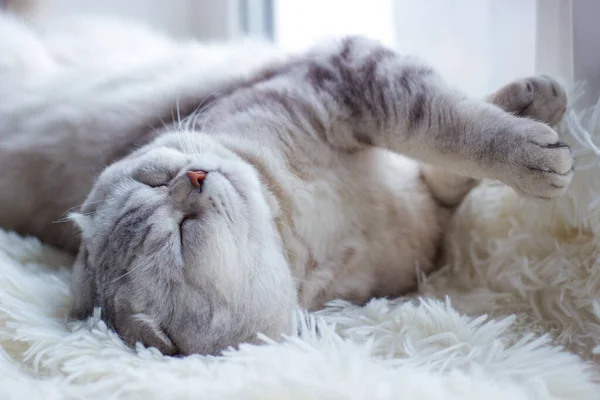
[420,75,568,207]
[269,37,574,200]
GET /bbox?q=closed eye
[179,217,186,246]
[178,214,198,247]
[179,215,190,246]
[147,182,168,188]
[135,170,176,188]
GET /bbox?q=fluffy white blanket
[1,60,599,400]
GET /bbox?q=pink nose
[186,170,207,188]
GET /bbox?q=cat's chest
[279,178,365,307]
[277,151,440,309]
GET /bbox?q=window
[40,0,599,104]
[273,0,536,97]
[271,0,598,102]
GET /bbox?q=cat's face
[69,132,297,355]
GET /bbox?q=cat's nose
[186,170,207,188]
[169,170,208,204]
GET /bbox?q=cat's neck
[213,134,312,282]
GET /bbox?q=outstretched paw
[501,120,573,200]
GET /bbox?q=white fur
[0,13,598,398]
[0,12,441,318]
[1,138,600,398]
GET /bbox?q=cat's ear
[125,313,179,356]
[69,245,95,320]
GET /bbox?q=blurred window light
[272,0,536,97]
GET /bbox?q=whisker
[52,211,97,224]
[175,97,182,127]
[60,199,108,217]
[179,87,225,132]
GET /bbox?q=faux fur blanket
[1,81,599,399]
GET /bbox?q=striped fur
[0,18,571,355]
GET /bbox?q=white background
[38,0,597,101]
[274,0,536,96]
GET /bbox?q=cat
[0,14,571,356]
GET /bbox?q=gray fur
[0,35,571,356]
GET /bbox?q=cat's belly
[287,150,446,310]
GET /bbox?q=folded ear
[68,211,97,319]
[125,313,179,356]
[69,245,95,320]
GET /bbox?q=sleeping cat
[0,15,571,356]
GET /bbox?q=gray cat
[0,16,571,355]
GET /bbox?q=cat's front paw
[499,121,573,200]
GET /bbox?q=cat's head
[69,132,298,356]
